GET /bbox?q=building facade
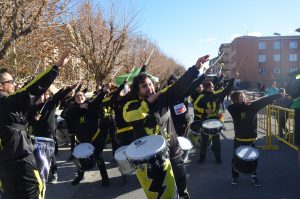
[217,35,300,90]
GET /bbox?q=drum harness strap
[117,126,133,134]
[154,110,171,141]
[75,128,100,143]
[235,137,256,142]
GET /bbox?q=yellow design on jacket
[240,112,246,120]
[79,116,85,124]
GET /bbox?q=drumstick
[144,48,155,66]
[211,52,225,68]
[126,65,136,82]
[110,65,125,81]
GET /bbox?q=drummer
[28,87,75,183]
[228,91,282,186]
[193,74,237,164]
[123,55,211,199]
[67,89,110,187]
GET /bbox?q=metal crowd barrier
[257,105,297,151]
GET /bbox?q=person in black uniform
[123,55,210,199]
[68,90,110,187]
[193,76,236,164]
[28,86,75,183]
[228,91,282,186]
[0,51,71,199]
[98,83,118,156]
[60,83,82,160]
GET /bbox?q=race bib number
[173,103,187,115]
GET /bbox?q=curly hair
[130,72,152,97]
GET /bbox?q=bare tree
[0,0,69,60]
[66,0,139,85]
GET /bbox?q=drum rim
[126,135,166,161]
[202,119,223,129]
[235,145,259,160]
[178,136,193,150]
[73,143,95,158]
[35,136,55,142]
[115,146,128,161]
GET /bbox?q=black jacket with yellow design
[68,91,105,143]
[227,94,281,140]
[123,66,200,158]
[0,66,59,162]
[192,78,234,121]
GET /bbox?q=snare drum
[202,119,223,136]
[72,143,96,171]
[126,135,178,199]
[33,137,55,182]
[233,146,259,174]
[115,145,133,174]
[178,137,192,163]
[186,120,202,148]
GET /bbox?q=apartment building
[215,35,300,90]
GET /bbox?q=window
[273,54,280,62]
[274,41,281,49]
[258,42,266,49]
[289,54,297,61]
[258,68,266,75]
[274,67,281,74]
[289,41,297,49]
[289,66,298,72]
[258,55,266,62]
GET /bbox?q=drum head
[202,119,223,129]
[73,143,94,158]
[178,137,192,150]
[126,135,166,161]
[235,146,259,160]
[115,146,128,161]
[35,137,54,143]
[190,120,202,134]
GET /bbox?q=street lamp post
[273,32,283,87]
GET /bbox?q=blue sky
[94,0,300,68]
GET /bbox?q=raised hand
[147,92,161,104]
[195,55,210,70]
[56,50,72,68]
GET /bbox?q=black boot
[97,156,110,187]
[72,171,84,185]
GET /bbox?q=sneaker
[72,175,84,185]
[48,173,58,184]
[102,178,110,187]
[251,176,262,187]
[231,177,238,185]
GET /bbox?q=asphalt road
[46,110,300,199]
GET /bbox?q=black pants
[232,140,257,178]
[200,133,221,160]
[75,136,109,181]
[170,155,189,199]
[76,146,109,182]
[99,118,118,155]
[276,111,289,137]
[0,153,45,199]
